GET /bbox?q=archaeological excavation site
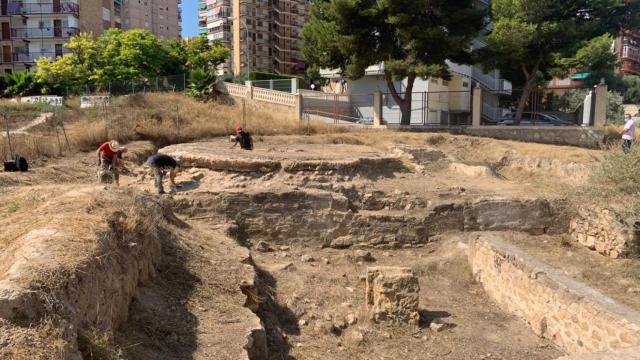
[1,133,640,360]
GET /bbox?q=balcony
[273,43,300,53]
[11,27,79,39]
[13,51,68,63]
[8,2,80,16]
[273,6,301,16]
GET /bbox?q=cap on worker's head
[236,127,243,133]
[108,140,126,152]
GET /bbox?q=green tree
[35,30,230,95]
[483,0,640,123]
[302,0,485,125]
[563,34,624,91]
[623,75,640,104]
[162,39,188,75]
[184,36,230,71]
[93,29,168,83]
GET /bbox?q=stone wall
[469,234,640,354]
[178,191,568,248]
[463,126,604,149]
[570,206,639,258]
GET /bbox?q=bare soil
[251,235,563,360]
[0,131,627,360]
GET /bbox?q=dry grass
[0,100,60,130]
[604,123,640,146]
[585,140,640,219]
[0,133,62,161]
[65,93,338,151]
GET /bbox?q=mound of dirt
[0,188,169,359]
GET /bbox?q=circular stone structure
[159,139,401,174]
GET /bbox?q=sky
[181,0,199,38]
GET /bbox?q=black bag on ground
[15,155,28,172]
[240,132,253,150]
[3,160,17,172]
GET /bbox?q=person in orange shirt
[97,140,128,185]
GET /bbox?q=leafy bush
[4,72,40,97]
[187,68,217,100]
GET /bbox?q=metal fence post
[59,111,70,151]
[3,112,14,159]
[175,103,180,141]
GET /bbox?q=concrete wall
[469,234,640,354]
[464,126,604,149]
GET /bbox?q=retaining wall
[469,234,640,354]
[463,126,604,149]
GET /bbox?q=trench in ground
[171,188,570,360]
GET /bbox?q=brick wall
[469,234,640,354]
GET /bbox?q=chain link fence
[63,74,189,97]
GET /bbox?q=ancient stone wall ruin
[178,191,569,249]
[570,206,639,258]
[469,234,640,354]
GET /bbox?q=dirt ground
[0,131,629,360]
[250,235,563,360]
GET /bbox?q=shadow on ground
[255,265,300,360]
[115,232,200,359]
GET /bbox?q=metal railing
[13,52,68,63]
[8,1,80,15]
[11,27,79,39]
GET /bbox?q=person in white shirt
[622,113,636,154]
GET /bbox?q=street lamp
[228,16,250,81]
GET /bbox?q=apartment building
[198,0,231,72]
[121,0,181,41]
[0,0,180,74]
[271,0,307,74]
[0,0,81,73]
[198,0,308,75]
[80,0,121,36]
[614,30,640,76]
[198,0,230,45]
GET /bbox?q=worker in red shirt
[97,140,128,185]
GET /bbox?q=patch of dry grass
[0,133,61,161]
[585,140,640,219]
[65,93,337,151]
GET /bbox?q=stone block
[365,266,420,325]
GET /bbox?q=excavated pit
[157,140,640,359]
[0,188,267,360]
[3,139,639,359]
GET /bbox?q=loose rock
[301,254,315,262]
[429,318,447,332]
[354,250,375,262]
[255,241,274,252]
